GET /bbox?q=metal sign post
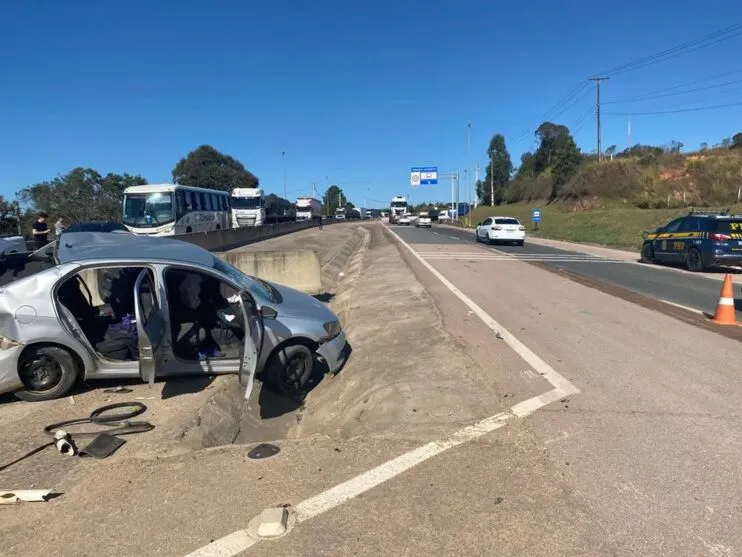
[532,208,541,231]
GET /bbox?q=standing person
[55,216,65,237]
[32,213,49,249]
[317,214,323,230]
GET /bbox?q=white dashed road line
[184,226,579,557]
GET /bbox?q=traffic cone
[711,274,738,326]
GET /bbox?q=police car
[640,209,742,272]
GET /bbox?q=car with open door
[0,231,348,402]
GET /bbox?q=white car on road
[397,214,413,226]
[475,216,526,246]
[415,212,432,228]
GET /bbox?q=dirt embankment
[291,225,501,442]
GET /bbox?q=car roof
[56,231,215,267]
[485,216,521,220]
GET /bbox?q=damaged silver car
[0,232,348,402]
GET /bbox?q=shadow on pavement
[161,376,215,399]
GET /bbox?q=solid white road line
[659,299,706,315]
[385,227,579,398]
[184,226,580,557]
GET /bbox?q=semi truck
[295,197,322,221]
[230,187,265,228]
[335,207,346,220]
[389,195,408,224]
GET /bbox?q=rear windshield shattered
[495,218,520,225]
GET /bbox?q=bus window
[176,191,186,218]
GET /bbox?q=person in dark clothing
[32,213,49,249]
[316,215,323,230]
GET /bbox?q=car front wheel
[640,243,655,263]
[264,343,314,400]
[15,345,80,402]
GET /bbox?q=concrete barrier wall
[219,250,323,294]
[172,220,327,252]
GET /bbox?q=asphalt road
[392,224,742,318]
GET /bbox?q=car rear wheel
[15,345,80,402]
[685,248,705,272]
[516,240,525,246]
[640,243,655,263]
[475,232,481,242]
[265,343,314,400]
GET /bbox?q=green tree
[731,133,742,149]
[323,185,346,215]
[172,145,259,192]
[479,134,513,205]
[19,168,147,224]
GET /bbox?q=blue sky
[1,0,741,207]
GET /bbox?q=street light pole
[466,121,472,209]
[282,151,287,199]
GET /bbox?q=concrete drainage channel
[176,226,371,451]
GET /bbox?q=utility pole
[589,77,609,161]
[474,164,480,209]
[489,155,494,206]
[466,121,472,210]
[282,150,287,198]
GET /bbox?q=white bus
[122,184,231,236]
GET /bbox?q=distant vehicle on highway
[231,187,265,228]
[389,195,408,224]
[640,209,742,272]
[0,231,348,402]
[397,214,413,226]
[64,221,129,234]
[122,184,231,236]
[335,208,346,220]
[295,197,322,221]
[475,216,526,246]
[415,212,432,228]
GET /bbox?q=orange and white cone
[711,273,738,326]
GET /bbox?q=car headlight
[322,320,342,340]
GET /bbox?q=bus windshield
[122,192,175,228]
[231,197,262,209]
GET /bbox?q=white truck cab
[231,187,265,228]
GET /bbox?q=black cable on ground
[43,401,155,438]
[0,402,154,473]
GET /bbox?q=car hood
[266,280,338,322]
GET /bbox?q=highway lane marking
[448,235,460,240]
[658,298,706,315]
[184,227,580,557]
[387,226,579,401]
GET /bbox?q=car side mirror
[261,306,277,319]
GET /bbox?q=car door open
[133,268,167,384]
[237,290,263,400]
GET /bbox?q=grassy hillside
[458,148,742,251]
[507,149,742,209]
[465,202,742,251]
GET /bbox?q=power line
[597,23,742,77]
[604,78,742,104]
[512,81,590,144]
[604,100,742,116]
